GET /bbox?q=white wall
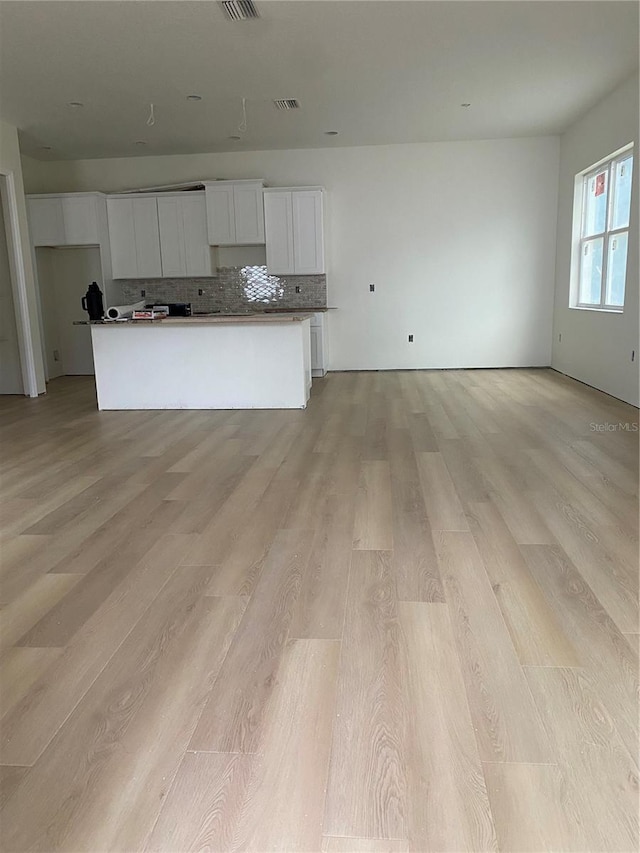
[552,73,639,406]
[0,120,46,393]
[23,137,560,371]
[33,248,63,380]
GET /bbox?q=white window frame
[571,143,633,313]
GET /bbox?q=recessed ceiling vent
[273,99,300,110]
[219,0,259,21]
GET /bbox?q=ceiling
[1,0,638,161]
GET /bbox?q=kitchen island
[90,314,312,410]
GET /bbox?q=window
[573,146,633,311]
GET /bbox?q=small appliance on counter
[81,282,104,322]
[145,302,192,317]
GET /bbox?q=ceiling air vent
[273,99,300,110]
[219,0,259,21]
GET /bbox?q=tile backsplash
[120,266,327,313]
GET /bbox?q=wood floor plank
[181,464,278,566]
[520,544,639,763]
[323,551,406,840]
[0,647,63,719]
[147,638,339,852]
[290,492,355,639]
[0,573,81,651]
[45,474,184,576]
[60,595,246,853]
[529,482,638,634]
[0,764,28,810]
[396,601,497,851]
[388,430,444,602]
[17,497,185,647]
[525,666,639,851]
[324,555,496,847]
[474,454,554,545]
[322,838,410,853]
[434,531,552,763]
[168,448,256,534]
[1,475,103,534]
[466,500,580,666]
[207,476,296,597]
[353,460,393,550]
[0,534,193,766]
[189,528,315,753]
[146,752,254,853]
[483,762,586,852]
[416,451,469,531]
[0,563,216,851]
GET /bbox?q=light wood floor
[0,368,638,852]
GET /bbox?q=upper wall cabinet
[205,180,265,246]
[264,187,325,275]
[27,193,105,247]
[107,192,213,279]
[107,196,162,279]
[157,194,213,278]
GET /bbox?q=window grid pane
[582,168,609,237]
[610,155,633,231]
[579,238,604,305]
[605,230,628,307]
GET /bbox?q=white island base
[90,316,312,410]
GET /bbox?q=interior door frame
[0,170,39,397]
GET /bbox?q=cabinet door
[206,184,236,245]
[62,196,99,245]
[264,192,295,275]
[28,198,65,247]
[181,195,213,277]
[292,191,324,274]
[157,197,186,277]
[132,198,162,278]
[310,325,321,370]
[234,183,265,244]
[107,198,138,278]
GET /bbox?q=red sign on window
[594,173,605,196]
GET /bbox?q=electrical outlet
[295,285,301,294]
[198,288,204,296]
[53,349,60,362]
[369,284,375,292]
[141,289,146,297]
[408,334,414,342]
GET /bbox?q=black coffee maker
[82,282,104,322]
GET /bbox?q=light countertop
[92,313,314,327]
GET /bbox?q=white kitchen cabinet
[205,180,265,245]
[107,196,162,279]
[264,187,325,275]
[62,196,100,245]
[27,193,103,247]
[157,197,185,277]
[292,191,324,274]
[263,192,295,274]
[158,194,213,278]
[181,195,214,277]
[28,197,64,246]
[110,193,212,279]
[310,312,327,377]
